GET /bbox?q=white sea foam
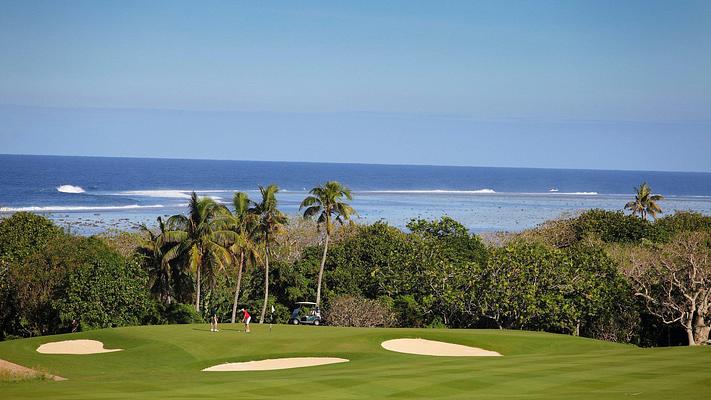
[363,189,497,194]
[115,190,229,201]
[57,185,85,194]
[0,204,164,212]
[116,190,193,199]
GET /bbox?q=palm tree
[625,182,664,220]
[227,192,262,323]
[300,181,356,306]
[163,192,234,312]
[251,184,287,323]
[138,217,172,304]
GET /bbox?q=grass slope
[0,324,709,399]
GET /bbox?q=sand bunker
[381,338,501,357]
[36,339,122,355]
[202,357,349,372]
[0,359,66,381]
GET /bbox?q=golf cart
[289,302,322,326]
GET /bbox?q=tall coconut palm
[227,192,262,323]
[138,217,172,304]
[300,181,356,306]
[625,182,664,220]
[164,192,234,312]
[251,184,287,323]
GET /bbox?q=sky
[0,1,710,171]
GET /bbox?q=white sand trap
[202,357,349,372]
[36,340,122,355]
[381,338,501,357]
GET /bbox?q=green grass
[0,324,709,399]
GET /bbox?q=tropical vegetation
[625,182,664,220]
[300,181,356,306]
[1,181,710,348]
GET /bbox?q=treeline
[1,189,710,347]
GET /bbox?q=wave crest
[117,190,191,199]
[0,204,164,212]
[362,189,496,194]
[57,185,85,194]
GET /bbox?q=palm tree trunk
[260,238,269,323]
[231,250,245,323]
[195,266,201,312]
[316,233,330,306]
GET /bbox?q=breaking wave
[363,189,497,194]
[0,204,165,212]
[115,190,225,201]
[116,190,192,199]
[57,185,85,194]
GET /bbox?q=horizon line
[2,152,710,175]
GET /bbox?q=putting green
[0,324,709,399]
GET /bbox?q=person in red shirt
[240,308,251,333]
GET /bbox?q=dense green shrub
[473,241,568,330]
[574,209,658,243]
[55,257,154,330]
[471,240,636,337]
[162,303,203,324]
[407,216,488,265]
[653,211,711,240]
[0,214,64,338]
[8,235,154,335]
[0,212,64,266]
[564,243,639,342]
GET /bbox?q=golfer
[241,308,251,333]
[210,307,219,332]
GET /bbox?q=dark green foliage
[474,241,569,330]
[55,257,154,330]
[318,221,483,328]
[0,212,64,266]
[407,216,488,265]
[467,241,637,340]
[0,213,64,339]
[653,211,711,240]
[161,303,204,324]
[4,209,708,347]
[6,234,155,336]
[564,243,639,342]
[573,209,659,243]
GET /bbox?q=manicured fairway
[0,324,709,399]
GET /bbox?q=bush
[0,212,64,266]
[54,257,154,331]
[574,209,658,243]
[0,213,64,339]
[324,295,396,327]
[8,235,154,334]
[163,303,203,324]
[407,216,488,265]
[654,211,711,241]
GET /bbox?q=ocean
[1,154,710,235]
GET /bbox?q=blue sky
[1,1,710,171]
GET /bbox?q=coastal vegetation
[625,182,664,220]
[1,182,710,347]
[299,180,356,306]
